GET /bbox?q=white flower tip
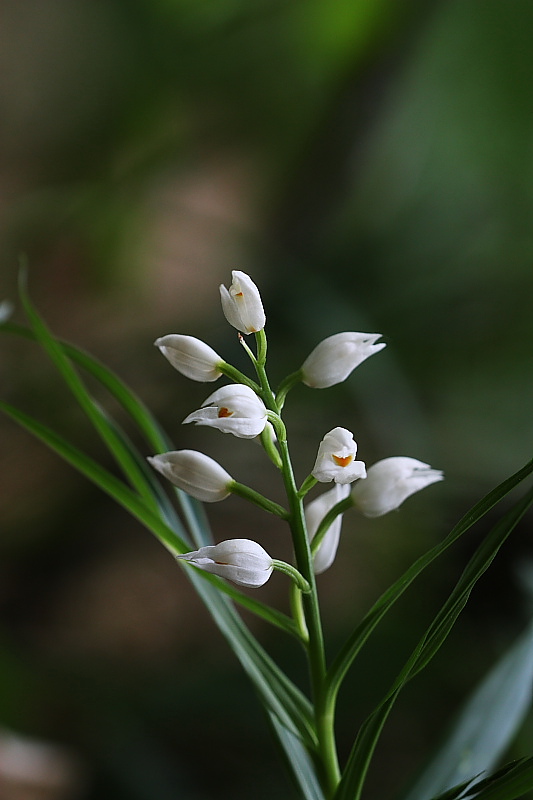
[301,332,386,389]
[148,450,232,502]
[352,456,443,517]
[220,270,266,334]
[154,334,222,382]
[312,426,366,484]
[176,539,273,588]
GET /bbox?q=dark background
[1,1,533,798]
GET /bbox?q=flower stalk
[145,270,443,799]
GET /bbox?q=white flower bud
[312,427,366,484]
[183,384,268,439]
[176,539,273,588]
[155,334,223,382]
[219,270,266,334]
[301,332,386,389]
[147,450,233,502]
[351,456,444,517]
[305,484,350,574]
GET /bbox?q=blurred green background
[1,0,533,798]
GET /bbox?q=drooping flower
[301,332,386,389]
[147,450,233,502]
[183,384,268,439]
[305,484,350,574]
[312,427,366,484]
[219,270,266,334]
[352,456,443,517]
[154,334,223,382]
[176,539,273,587]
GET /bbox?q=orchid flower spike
[148,450,233,502]
[219,270,266,334]
[176,539,273,588]
[154,334,223,382]
[305,484,351,574]
[301,332,386,389]
[183,384,268,439]
[312,427,367,484]
[351,456,444,517]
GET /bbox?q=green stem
[276,369,303,410]
[219,362,260,392]
[253,338,340,796]
[272,560,311,593]
[290,582,309,645]
[231,481,289,519]
[311,496,354,557]
[299,473,319,498]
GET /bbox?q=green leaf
[18,278,160,513]
[465,757,533,800]
[403,622,533,800]
[0,398,188,555]
[268,711,326,800]
[334,484,533,800]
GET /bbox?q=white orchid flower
[305,484,350,574]
[176,539,273,588]
[147,450,233,502]
[154,334,223,382]
[301,332,386,389]
[312,427,366,484]
[219,270,266,334]
[183,384,268,439]
[352,456,444,517]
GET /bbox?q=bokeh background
[1,0,533,798]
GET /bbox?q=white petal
[155,335,222,382]
[352,456,443,517]
[219,270,266,334]
[312,427,366,484]
[302,332,386,388]
[148,450,232,502]
[176,539,273,587]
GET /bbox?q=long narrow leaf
[268,711,326,800]
[334,485,533,800]
[466,756,533,800]
[403,622,533,800]
[18,280,160,512]
[2,321,214,546]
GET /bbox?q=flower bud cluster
[148,270,443,587]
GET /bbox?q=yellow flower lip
[332,454,353,468]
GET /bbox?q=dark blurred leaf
[403,623,533,800]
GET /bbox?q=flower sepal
[148,450,233,502]
[176,539,273,588]
[352,456,443,517]
[220,270,266,334]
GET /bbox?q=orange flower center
[218,407,234,418]
[332,454,353,468]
